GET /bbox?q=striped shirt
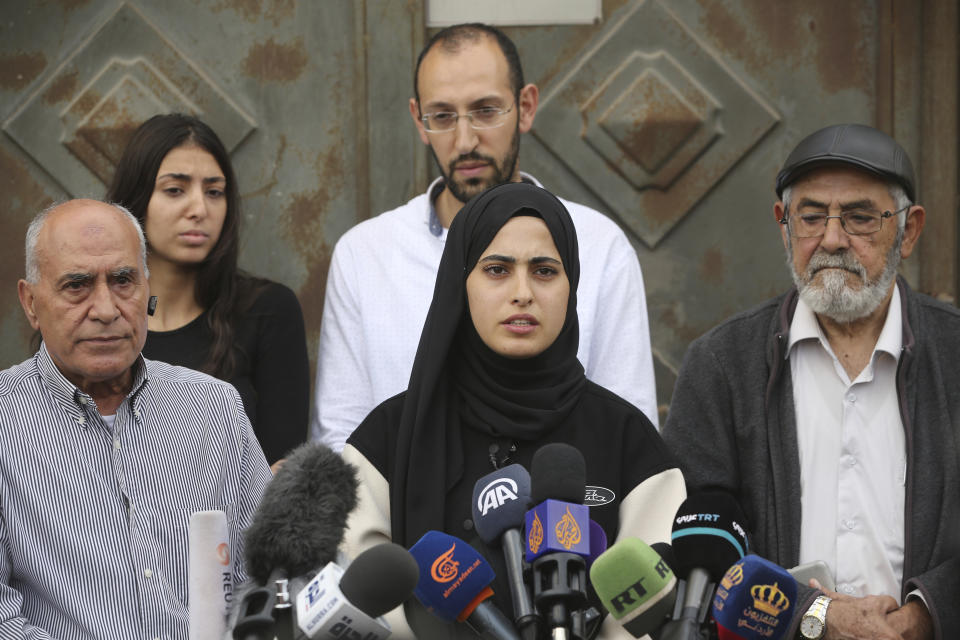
[0,345,271,639]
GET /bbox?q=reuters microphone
[472,464,539,640]
[409,530,521,640]
[589,538,676,638]
[712,555,797,640]
[189,510,233,640]
[295,543,419,639]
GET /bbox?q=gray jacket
[663,277,960,638]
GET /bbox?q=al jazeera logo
[713,562,743,610]
[737,582,790,634]
[431,544,460,583]
[431,542,482,599]
[528,512,544,554]
[554,505,582,550]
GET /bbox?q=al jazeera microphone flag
[525,499,590,562]
[408,531,496,622]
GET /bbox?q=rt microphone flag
[590,537,677,638]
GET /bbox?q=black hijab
[390,182,587,545]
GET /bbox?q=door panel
[0,0,955,418]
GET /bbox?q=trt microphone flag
[712,555,797,640]
[524,499,590,562]
[188,510,232,640]
[408,531,496,622]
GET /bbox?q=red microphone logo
[216,542,230,566]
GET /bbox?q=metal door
[0,1,955,418]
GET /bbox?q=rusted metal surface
[0,0,954,417]
[917,0,958,302]
[531,0,781,248]
[0,0,423,383]
[241,37,309,84]
[515,0,882,410]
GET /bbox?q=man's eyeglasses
[420,105,514,133]
[779,205,910,238]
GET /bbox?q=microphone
[189,510,233,640]
[650,542,676,575]
[525,443,591,640]
[659,492,749,640]
[585,520,608,571]
[712,555,797,640]
[472,464,539,640]
[296,543,420,639]
[409,530,521,640]
[589,538,677,638]
[234,442,359,639]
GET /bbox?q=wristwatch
[799,595,831,639]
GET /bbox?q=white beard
[789,234,902,324]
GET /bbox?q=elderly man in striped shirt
[1,199,271,639]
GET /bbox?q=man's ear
[18,279,40,330]
[409,98,430,146]
[899,205,926,259]
[517,83,539,134]
[774,201,790,250]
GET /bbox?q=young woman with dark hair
[107,113,309,465]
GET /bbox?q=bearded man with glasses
[664,123,960,640]
[311,23,658,452]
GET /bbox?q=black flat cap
[775,123,915,201]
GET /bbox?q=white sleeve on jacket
[565,200,659,429]
[588,230,658,428]
[597,467,686,640]
[340,445,416,639]
[311,240,373,453]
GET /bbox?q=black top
[365,182,589,547]
[142,280,309,462]
[347,182,679,633]
[349,382,676,624]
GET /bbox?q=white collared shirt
[788,287,906,601]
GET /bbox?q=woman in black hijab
[342,182,684,639]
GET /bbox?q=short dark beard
[431,122,521,204]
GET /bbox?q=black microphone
[472,464,539,640]
[295,543,420,639]
[659,492,749,640]
[233,442,359,640]
[526,443,591,640]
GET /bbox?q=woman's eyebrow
[530,256,561,265]
[478,254,516,263]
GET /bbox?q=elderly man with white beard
[663,124,960,640]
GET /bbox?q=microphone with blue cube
[524,443,593,639]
